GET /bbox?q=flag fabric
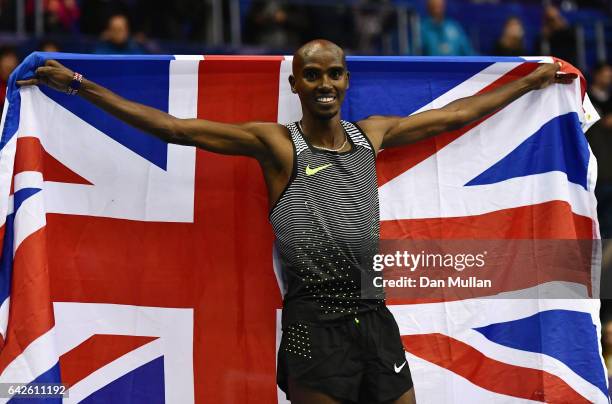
[0,52,606,403]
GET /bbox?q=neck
[501,37,520,48]
[300,112,345,149]
[591,84,609,100]
[431,14,444,23]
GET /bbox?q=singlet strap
[286,122,309,156]
[340,120,373,151]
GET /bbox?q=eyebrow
[302,64,345,70]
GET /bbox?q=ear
[288,75,297,93]
[346,70,350,89]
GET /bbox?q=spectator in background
[0,47,19,110]
[39,39,61,53]
[420,0,474,56]
[589,63,612,123]
[94,14,145,55]
[243,1,306,50]
[540,5,577,66]
[586,63,612,244]
[352,0,395,54]
[601,320,612,393]
[25,0,79,33]
[46,0,79,33]
[493,17,527,57]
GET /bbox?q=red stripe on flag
[377,62,540,187]
[204,55,285,62]
[0,227,54,374]
[403,333,590,404]
[14,137,43,174]
[0,224,5,258]
[13,137,91,184]
[381,200,593,240]
[59,334,158,387]
[195,57,282,404]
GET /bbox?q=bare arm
[358,63,577,152]
[17,60,275,159]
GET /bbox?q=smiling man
[18,39,573,404]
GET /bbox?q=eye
[329,69,343,80]
[304,70,318,81]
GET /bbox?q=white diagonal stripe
[13,189,45,255]
[0,328,59,403]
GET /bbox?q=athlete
[17,40,575,404]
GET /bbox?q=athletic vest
[270,120,385,326]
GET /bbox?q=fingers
[15,60,68,89]
[554,71,577,84]
[16,79,39,86]
[45,59,63,68]
[555,72,577,80]
[35,66,53,75]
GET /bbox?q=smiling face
[289,40,349,121]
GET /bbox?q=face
[107,15,130,46]
[504,19,524,39]
[0,52,18,82]
[544,6,561,25]
[428,0,445,20]
[290,47,349,120]
[604,322,612,348]
[41,43,60,52]
[595,65,612,88]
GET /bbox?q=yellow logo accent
[306,163,332,176]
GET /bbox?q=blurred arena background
[1,0,611,392]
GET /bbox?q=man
[420,0,474,56]
[586,62,612,278]
[540,5,577,67]
[93,14,145,55]
[17,40,572,404]
[0,46,19,111]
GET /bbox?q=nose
[319,74,333,91]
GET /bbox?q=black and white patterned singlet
[270,120,385,326]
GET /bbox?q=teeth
[317,96,335,103]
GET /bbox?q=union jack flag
[0,53,606,403]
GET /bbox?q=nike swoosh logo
[305,163,332,176]
[394,361,407,373]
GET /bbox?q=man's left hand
[527,62,578,90]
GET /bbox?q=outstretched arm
[17,60,275,159]
[358,63,576,152]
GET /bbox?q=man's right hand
[16,59,74,92]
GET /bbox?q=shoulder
[241,121,290,138]
[445,19,466,34]
[357,115,402,132]
[241,121,293,150]
[93,43,112,54]
[356,116,402,154]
